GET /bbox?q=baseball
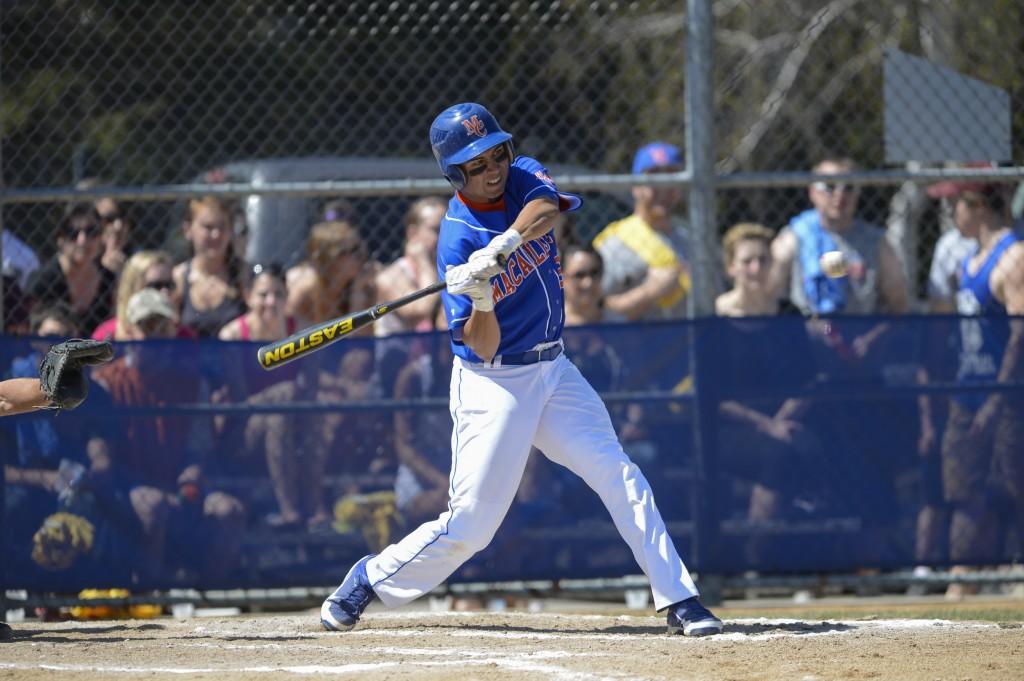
[819,250,848,278]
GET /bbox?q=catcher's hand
[38,339,115,410]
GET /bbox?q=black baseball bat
[256,255,504,371]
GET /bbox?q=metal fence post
[685,0,723,598]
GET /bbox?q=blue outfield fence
[2,315,1023,593]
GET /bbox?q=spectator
[77,178,134,275]
[25,203,117,335]
[218,262,295,342]
[2,227,40,290]
[92,288,245,580]
[373,197,446,337]
[286,219,379,329]
[771,158,913,571]
[716,223,799,317]
[769,155,908,319]
[925,176,1024,598]
[593,142,691,321]
[172,197,246,338]
[562,244,614,326]
[713,223,825,564]
[283,199,359,294]
[92,249,194,341]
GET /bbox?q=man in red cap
[925,173,1024,593]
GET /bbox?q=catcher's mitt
[38,339,114,410]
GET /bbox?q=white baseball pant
[365,351,699,611]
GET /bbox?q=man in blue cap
[593,142,692,321]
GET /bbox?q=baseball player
[0,338,114,640]
[321,102,723,636]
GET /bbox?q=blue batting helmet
[429,103,513,190]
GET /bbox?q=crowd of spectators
[2,150,1022,594]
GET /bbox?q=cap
[632,142,683,174]
[927,161,999,199]
[126,288,176,325]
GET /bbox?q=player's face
[728,238,771,292]
[809,162,859,224]
[460,144,511,203]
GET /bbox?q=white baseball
[819,250,848,278]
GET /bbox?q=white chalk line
[0,659,623,680]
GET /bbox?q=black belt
[493,344,563,366]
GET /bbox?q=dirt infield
[1,610,1021,680]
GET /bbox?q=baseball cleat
[321,554,377,631]
[666,597,724,637]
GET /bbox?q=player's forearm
[0,378,49,416]
[507,197,560,242]
[462,311,501,361]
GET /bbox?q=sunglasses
[65,224,101,239]
[145,279,176,293]
[812,181,858,195]
[569,268,602,281]
[99,212,122,224]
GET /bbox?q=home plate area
[1,612,1020,680]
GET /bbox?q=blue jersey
[954,231,1018,408]
[437,155,582,362]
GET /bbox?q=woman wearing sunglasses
[25,202,117,336]
[91,249,196,341]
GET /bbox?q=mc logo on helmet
[461,115,487,138]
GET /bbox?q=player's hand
[485,228,523,259]
[445,265,494,312]
[465,229,522,279]
[465,248,505,280]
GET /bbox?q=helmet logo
[461,115,487,138]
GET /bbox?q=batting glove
[464,249,502,280]
[445,264,495,312]
[465,228,522,279]
[487,228,523,259]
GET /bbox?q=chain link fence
[3,0,1023,335]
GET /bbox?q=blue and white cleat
[666,596,724,636]
[321,554,377,631]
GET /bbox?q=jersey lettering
[437,156,580,361]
